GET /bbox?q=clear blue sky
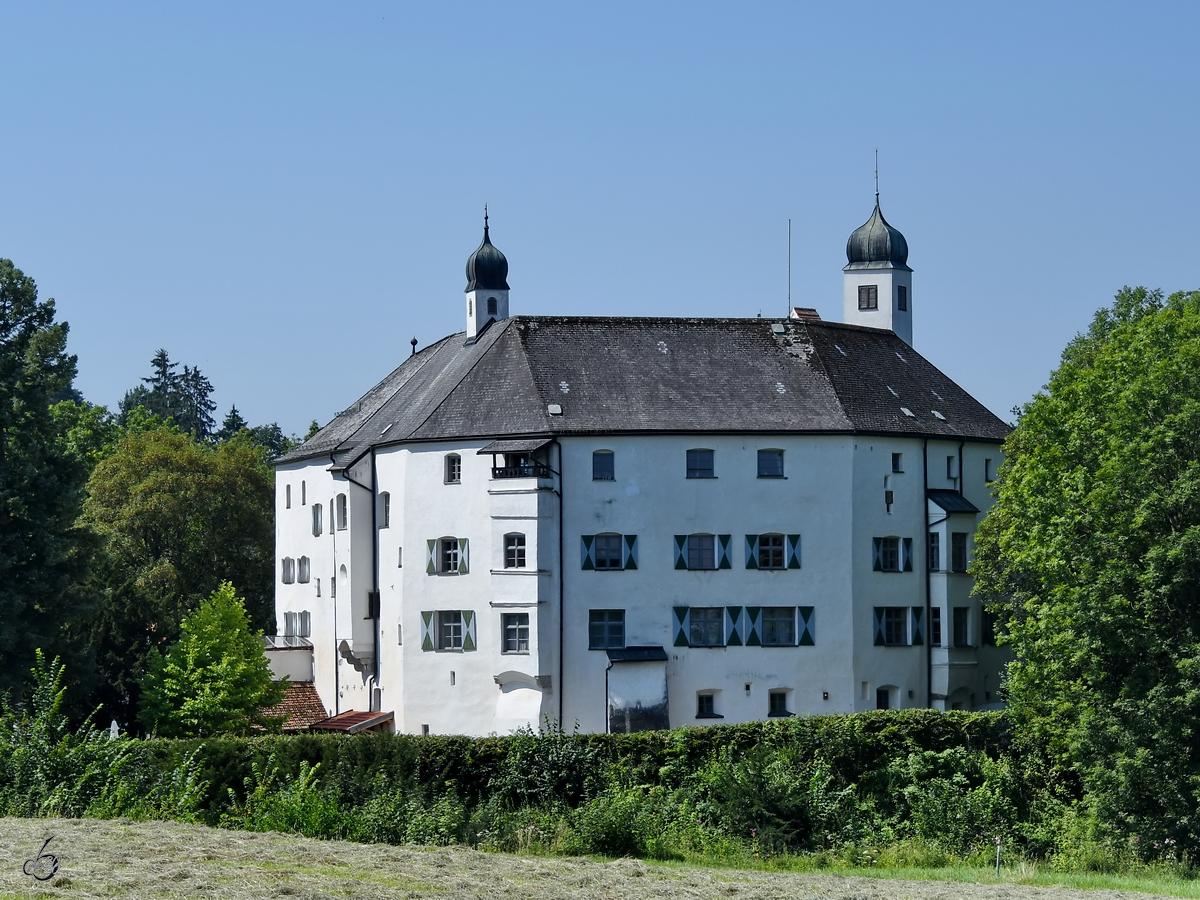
[3,2,1197,435]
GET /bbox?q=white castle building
[270,200,1010,735]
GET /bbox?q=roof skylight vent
[547,403,563,416]
[771,323,786,336]
[900,407,916,418]
[931,389,943,401]
[886,385,899,398]
[932,410,946,421]
[834,344,848,357]
[380,423,393,437]
[895,351,908,363]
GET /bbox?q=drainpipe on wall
[552,439,565,728]
[923,438,932,709]
[958,441,965,496]
[330,453,340,716]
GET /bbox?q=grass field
[2,817,1198,900]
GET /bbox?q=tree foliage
[139,581,284,737]
[0,259,95,701]
[118,349,217,440]
[973,286,1200,853]
[83,427,275,727]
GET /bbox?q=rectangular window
[686,448,715,478]
[758,534,785,569]
[595,533,623,570]
[504,533,526,569]
[445,454,461,484]
[441,538,460,573]
[687,534,716,570]
[947,455,957,480]
[951,532,968,572]
[982,610,997,646]
[588,609,625,649]
[892,452,903,473]
[397,547,403,568]
[898,285,908,311]
[281,557,295,584]
[689,607,724,647]
[312,504,323,537]
[336,494,347,530]
[380,492,390,528]
[301,481,306,506]
[757,449,784,478]
[761,607,796,646]
[931,607,942,646]
[985,458,994,483]
[299,610,311,638]
[768,691,790,717]
[953,606,970,647]
[438,611,463,650]
[592,450,615,481]
[503,613,529,653]
[283,611,296,636]
[858,284,878,310]
[297,556,310,583]
[880,536,899,572]
[876,687,890,710]
[928,532,941,572]
[884,607,907,645]
[285,484,291,509]
[697,693,720,718]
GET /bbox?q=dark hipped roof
[278,316,1009,468]
[928,489,982,514]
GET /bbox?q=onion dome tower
[842,194,913,345]
[465,208,510,338]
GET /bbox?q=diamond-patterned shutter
[902,537,913,572]
[673,606,690,646]
[718,534,732,569]
[463,609,477,651]
[873,607,885,645]
[674,535,688,570]
[872,538,883,571]
[726,606,743,645]
[426,540,437,575]
[744,534,759,569]
[421,611,434,651]
[745,606,762,646]
[581,534,596,570]
[623,534,638,570]
[910,607,924,645]
[787,534,802,569]
[458,538,469,574]
[798,606,815,645]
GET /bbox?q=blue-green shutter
[745,606,762,646]
[426,540,437,575]
[673,606,690,646]
[910,607,924,645]
[787,534,802,569]
[745,534,759,569]
[421,611,434,651]
[674,535,688,570]
[623,534,638,570]
[581,534,595,570]
[458,538,469,574]
[873,607,885,645]
[726,606,743,646]
[718,534,732,569]
[872,538,883,571]
[902,537,913,572]
[798,606,815,645]
[463,609,476,651]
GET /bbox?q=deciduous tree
[973,286,1200,854]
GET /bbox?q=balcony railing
[492,463,553,479]
[263,635,313,649]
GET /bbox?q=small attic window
[771,323,786,335]
[932,410,947,421]
[900,407,916,418]
[547,403,563,416]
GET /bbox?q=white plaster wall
[560,434,858,731]
[842,269,913,344]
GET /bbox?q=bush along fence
[0,655,1187,873]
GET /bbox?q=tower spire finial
[483,203,489,238]
[875,149,879,203]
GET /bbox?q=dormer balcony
[493,462,553,479]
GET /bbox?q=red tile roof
[263,682,329,732]
[310,709,395,734]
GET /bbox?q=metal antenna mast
[787,218,792,317]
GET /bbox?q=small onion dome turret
[845,198,911,271]
[465,220,510,292]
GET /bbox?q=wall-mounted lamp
[822,691,829,700]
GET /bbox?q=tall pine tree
[0,259,95,700]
